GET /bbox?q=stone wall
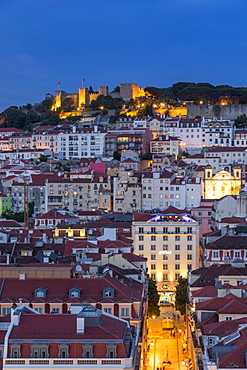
[187,104,247,120]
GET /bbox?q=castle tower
[78,88,89,109]
[54,90,66,110]
[120,83,139,101]
[98,86,108,96]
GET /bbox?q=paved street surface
[145,305,187,370]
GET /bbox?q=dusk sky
[0,0,246,112]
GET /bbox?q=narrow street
[144,305,188,370]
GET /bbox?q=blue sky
[0,0,246,112]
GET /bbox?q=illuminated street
[145,306,187,370]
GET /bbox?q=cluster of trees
[148,278,160,317]
[2,201,35,222]
[145,82,247,105]
[175,276,187,315]
[90,95,124,110]
[2,99,61,130]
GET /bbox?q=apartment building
[150,135,181,157]
[45,175,111,213]
[113,167,142,212]
[206,146,247,165]
[141,170,202,211]
[2,304,136,370]
[234,129,247,147]
[32,129,60,155]
[58,126,106,160]
[11,174,61,215]
[132,207,199,291]
[104,128,152,158]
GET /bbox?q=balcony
[3,358,133,368]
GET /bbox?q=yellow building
[204,166,242,199]
[54,224,86,239]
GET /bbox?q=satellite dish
[102,267,110,274]
[76,265,82,272]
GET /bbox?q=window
[235,251,241,257]
[51,307,60,314]
[151,264,156,270]
[35,307,43,313]
[187,227,192,234]
[226,316,232,321]
[175,273,180,281]
[151,254,156,260]
[139,236,144,241]
[163,235,168,241]
[151,273,156,280]
[11,347,20,358]
[121,307,130,317]
[163,273,168,281]
[213,251,219,258]
[139,227,144,234]
[139,245,144,250]
[151,245,156,250]
[187,264,192,270]
[163,227,168,233]
[103,287,115,298]
[163,255,168,260]
[151,227,156,233]
[175,227,180,234]
[175,264,180,270]
[175,245,180,250]
[163,264,168,270]
[151,235,156,241]
[2,307,11,316]
[106,346,117,359]
[175,254,180,260]
[59,347,69,358]
[83,346,93,358]
[69,287,81,298]
[35,286,47,298]
[187,254,192,260]
[175,236,180,241]
[187,236,192,241]
[104,307,112,314]
[208,338,215,345]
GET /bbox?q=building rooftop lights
[150,214,196,223]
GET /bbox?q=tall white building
[141,170,202,211]
[58,126,106,159]
[132,207,199,291]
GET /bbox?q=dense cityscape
[0,81,246,370]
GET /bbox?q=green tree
[142,152,152,160]
[181,151,190,157]
[148,278,160,317]
[113,151,121,160]
[175,276,187,315]
[38,154,49,162]
[235,114,247,127]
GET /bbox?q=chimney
[6,254,10,265]
[11,307,21,326]
[94,125,98,133]
[77,313,85,333]
[72,125,76,133]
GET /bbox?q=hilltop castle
[46,82,145,111]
